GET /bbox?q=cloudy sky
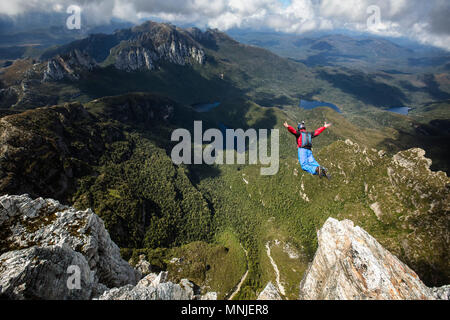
[1,0,449,50]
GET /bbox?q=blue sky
[278,0,292,7]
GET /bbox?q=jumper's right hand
[324,122,332,128]
[283,121,289,128]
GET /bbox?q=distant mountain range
[2,21,449,113]
[229,30,450,72]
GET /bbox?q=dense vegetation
[0,92,447,299]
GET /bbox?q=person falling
[283,120,332,180]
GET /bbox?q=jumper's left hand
[324,122,332,128]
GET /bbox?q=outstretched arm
[313,122,332,137]
[284,121,298,135]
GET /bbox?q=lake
[192,102,221,112]
[299,100,342,113]
[386,107,410,115]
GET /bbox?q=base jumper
[283,121,332,180]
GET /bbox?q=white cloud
[0,0,449,51]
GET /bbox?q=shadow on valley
[76,63,247,107]
[291,52,365,67]
[421,74,450,101]
[318,70,408,108]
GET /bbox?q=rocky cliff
[0,194,216,300]
[112,23,205,72]
[0,194,138,299]
[42,49,97,82]
[298,218,449,300]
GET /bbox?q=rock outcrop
[43,49,97,82]
[114,46,159,71]
[257,282,282,300]
[134,254,152,277]
[0,194,138,299]
[0,244,96,300]
[299,218,447,300]
[113,40,205,72]
[98,271,217,300]
[112,22,205,72]
[0,194,216,300]
[431,285,450,300]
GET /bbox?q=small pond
[386,107,410,115]
[192,102,221,112]
[299,100,342,113]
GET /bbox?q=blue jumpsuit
[287,125,327,175]
[298,148,320,175]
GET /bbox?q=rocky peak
[299,217,448,300]
[111,22,205,72]
[42,49,97,82]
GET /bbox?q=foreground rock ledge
[0,194,216,300]
[299,218,449,300]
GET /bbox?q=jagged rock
[43,49,97,82]
[299,218,442,300]
[369,202,383,220]
[257,282,282,300]
[112,23,205,72]
[113,41,204,71]
[114,46,159,71]
[135,254,152,276]
[0,244,95,300]
[432,285,450,300]
[201,292,218,300]
[0,194,138,299]
[137,271,168,287]
[0,194,216,300]
[97,271,216,300]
